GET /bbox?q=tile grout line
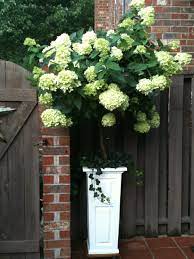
[171,237,188,259]
[144,238,156,259]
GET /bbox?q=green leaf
[107,61,121,71]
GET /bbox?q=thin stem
[99,124,108,160]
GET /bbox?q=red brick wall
[95,0,194,69]
[41,127,71,259]
[146,0,194,70]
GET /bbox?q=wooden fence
[71,73,194,239]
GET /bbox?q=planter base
[84,241,121,258]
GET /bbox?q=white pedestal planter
[83,167,127,255]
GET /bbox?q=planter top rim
[82,167,127,173]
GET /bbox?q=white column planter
[83,167,127,255]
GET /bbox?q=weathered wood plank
[168,75,184,235]
[145,97,160,236]
[190,77,194,234]
[0,241,39,253]
[24,104,40,250]
[5,61,31,89]
[7,123,25,242]
[0,89,37,102]
[158,91,168,235]
[0,60,6,89]
[136,136,145,231]
[182,78,191,220]
[120,126,137,238]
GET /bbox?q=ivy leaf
[89,174,94,180]
[96,179,100,185]
[89,184,94,191]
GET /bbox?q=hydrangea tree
[26,0,191,157]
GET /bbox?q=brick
[60,230,70,239]
[59,137,70,146]
[60,211,71,221]
[41,127,69,136]
[59,194,70,202]
[44,184,70,194]
[44,175,54,185]
[44,231,55,240]
[59,156,69,165]
[45,240,70,249]
[44,194,54,203]
[44,212,54,221]
[43,147,69,156]
[59,175,70,184]
[42,137,54,146]
[44,249,54,258]
[44,203,70,212]
[42,156,54,166]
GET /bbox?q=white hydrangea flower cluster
[134,111,150,133]
[54,45,71,67]
[167,40,180,50]
[39,92,53,106]
[130,0,145,10]
[72,30,97,56]
[134,109,160,133]
[120,34,134,50]
[94,38,110,55]
[72,42,92,55]
[39,73,58,91]
[24,37,37,47]
[51,33,71,48]
[84,66,97,82]
[83,80,106,97]
[82,30,97,44]
[110,46,123,61]
[155,51,181,75]
[33,66,44,81]
[149,111,160,128]
[41,109,73,127]
[118,18,135,29]
[136,75,168,95]
[57,70,81,93]
[101,113,116,127]
[174,53,192,66]
[138,6,155,26]
[99,84,129,111]
[134,45,146,54]
[106,30,115,37]
[72,31,97,56]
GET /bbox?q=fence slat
[136,136,145,230]
[120,127,137,238]
[158,91,168,235]
[190,77,194,234]
[168,75,184,235]
[182,79,191,222]
[145,97,160,236]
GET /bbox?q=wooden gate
[0,61,40,258]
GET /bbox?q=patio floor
[72,236,194,259]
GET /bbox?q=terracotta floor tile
[152,248,186,259]
[120,250,153,259]
[120,238,147,251]
[182,247,194,259]
[174,237,194,248]
[146,237,176,250]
